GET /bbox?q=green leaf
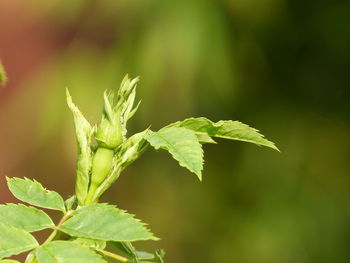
[146,127,204,180]
[60,204,158,242]
[64,196,77,211]
[113,241,155,262]
[73,237,106,250]
[117,129,150,170]
[113,241,139,261]
[0,222,38,259]
[35,241,106,263]
[170,117,279,151]
[0,204,54,232]
[0,260,21,263]
[195,132,217,144]
[66,89,93,205]
[6,177,65,212]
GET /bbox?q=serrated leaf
[60,204,157,242]
[0,204,54,232]
[35,241,106,263]
[170,117,279,151]
[73,237,106,250]
[66,90,93,205]
[0,222,38,259]
[7,177,65,212]
[146,127,204,180]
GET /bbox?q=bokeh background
[1,0,350,262]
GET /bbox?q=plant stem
[42,211,72,245]
[96,249,128,262]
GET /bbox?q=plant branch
[42,211,72,245]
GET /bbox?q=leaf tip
[66,88,74,107]
[265,141,280,152]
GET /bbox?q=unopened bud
[95,113,123,149]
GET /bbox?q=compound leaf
[6,177,65,212]
[0,204,54,232]
[146,127,204,180]
[35,241,106,263]
[170,117,279,151]
[60,204,158,242]
[0,222,38,259]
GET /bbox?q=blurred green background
[1,0,350,262]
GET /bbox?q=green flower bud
[95,89,123,149]
[85,147,114,204]
[95,113,123,149]
[91,147,114,186]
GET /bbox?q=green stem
[96,249,129,262]
[85,184,98,205]
[42,212,72,245]
[25,252,37,263]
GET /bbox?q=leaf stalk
[96,248,129,262]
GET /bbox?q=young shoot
[0,75,278,263]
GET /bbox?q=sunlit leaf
[169,117,279,151]
[146,127,204,180]
[6,177,65,212]
[0,204,54,232]
[60,204,158,242]
[35,241,106,263]
[0,222,38,259]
